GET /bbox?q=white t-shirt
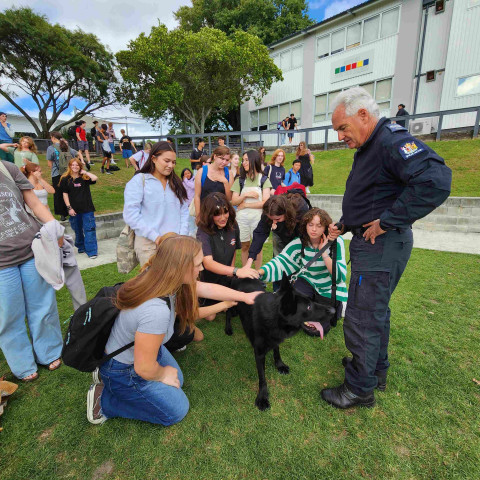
[131,150,150,170]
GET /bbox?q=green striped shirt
[260,237,348,302]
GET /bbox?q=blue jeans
[99,346,189,426]
[69,211,97,256]
[0,257,62,378]
[109,142,115,154]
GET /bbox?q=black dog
[227,275,336,411]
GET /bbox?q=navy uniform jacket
[341,118,452,231]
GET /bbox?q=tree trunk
[225,105,241,131]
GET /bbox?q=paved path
[75,230,480,272]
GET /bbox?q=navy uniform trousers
[344,228,413,395]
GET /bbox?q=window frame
[249,100,303,131]
[455,73,480,98]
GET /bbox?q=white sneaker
[175,346,187,352]
[89,255,98,259]
[110,160,117,165]
[87,383,107,425]
[92,368,101,385]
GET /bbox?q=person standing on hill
[296,141,314,192]
[322,87,452,410]
[107,122,117,165]
[119,129,137,168]
[76,121,92,168]
[395,104,409,128]
[97,124,113,175]
[287,113,297,144]
[190,138,206,174]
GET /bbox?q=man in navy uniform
[322,87,452,409]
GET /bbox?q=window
[279,103,290,121]
[317,36,329,59]
[292,46,303,69]
[360,82,375,97]
[280,51,291,71]
[375,78,392,102]
[457,75,480,96]
[327,90,341,119]
[250,111,258,131]
[269,106,278,129]
[314,94,327,122]
[259,108,268,129]
[331,30,345,55]
[347,23,361,49]
[435,0,445,13]
[363,15,380,44]
[290,101,302,122]
[426,71,436,82]
[381,8,399,38]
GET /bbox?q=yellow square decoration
[357,60,364,67]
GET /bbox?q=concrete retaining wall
[308,195,480,233]
[63,195,480,240]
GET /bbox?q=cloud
[323,0,366,19]
[308,1,328,10]
[2,0,189,53]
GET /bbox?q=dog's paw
[277,364,290,375]
[225,326,233,336]
[255,396,270,411]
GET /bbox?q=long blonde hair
[116,234,201,333]
[270,148,286,166]
[19,136,38,154]
[59,158,89,184]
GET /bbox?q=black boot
[342,356,387,391]
[321,383,375,409]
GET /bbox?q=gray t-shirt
[46,145,78,177]
[105,296,175,365]
[0,161,40,269]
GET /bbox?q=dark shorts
[77,140,89,151]
[288,132,294,138]
[101,149,112,159]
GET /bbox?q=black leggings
[164,317,195,353]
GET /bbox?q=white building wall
[439,0,480,129]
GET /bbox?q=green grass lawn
[35,137,480,217]
[1,243,479,480]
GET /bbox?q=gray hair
[330,87,380,119]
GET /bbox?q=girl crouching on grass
[59,158,99,259]
[257,208,348,333]
[87,234,261,425]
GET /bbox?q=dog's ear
[280,277,297,315]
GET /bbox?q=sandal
[48,359,62,371]
[22,372,39,382]
[302,322,324,340]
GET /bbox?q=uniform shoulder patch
[398,140,424,159]
[386,123,407,132]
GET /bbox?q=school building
[241,0,480,146]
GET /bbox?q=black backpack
[61,283,170,372]
[67,124,77,139]
[90,126,97,137]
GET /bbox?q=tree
[0,8,118,137]
[116,25,282,134]
[175,0,314,47]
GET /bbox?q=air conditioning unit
[410,118,432,135]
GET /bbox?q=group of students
[88,140,348,426]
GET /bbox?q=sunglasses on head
[213,205,229,216]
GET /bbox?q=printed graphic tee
[0,161,40,269]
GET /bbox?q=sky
[0,0,364,137]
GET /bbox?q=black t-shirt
[59,176,96,213]
[288,117,297,129]
[196,223,241,284]
[120,136,134,150]
[263,165,285,190]
[190,147,205,160]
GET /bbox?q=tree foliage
[116,25,282,133]
[0,7,118,137]
[175,0,315,46]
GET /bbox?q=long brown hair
[59,158,89,184]
[50,131,70,152]
[139,141,187,204]
[116,234,201,333]
[262,195,297,234]
[240,150,262,181]
[19,136,38,154]
[296,141,308,157]
[299,208,332,248]
[20,161,40,178]
[197,192,236,235]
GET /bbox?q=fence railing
[29,105,480,155]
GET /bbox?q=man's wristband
[232,267,238,277]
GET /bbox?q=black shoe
[86,162,91,171]
[342,357,387,391]
[101,167,105,174]
[60,215,67,221]
[105,169,113,175]
[321,383,375,409]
